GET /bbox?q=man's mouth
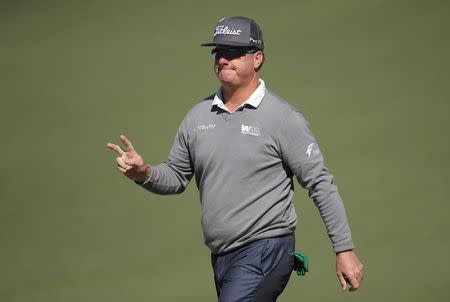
[218,65,233,72]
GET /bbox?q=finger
[124,157,141,167]
[349,283,359,291]
[337,273,347,291]
[117,166,126,173]
[120,134,135,152]
[116,157,131,170]
[346,274,359,291]
[353,265,363,282]
[356,270,363,282]
[124,158,134,166]
[107,143,126,156]
[359,265,364,281]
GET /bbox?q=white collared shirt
[212,79,266,112]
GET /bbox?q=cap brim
[200,41,255,48]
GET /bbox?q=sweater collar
[212,79,265,112]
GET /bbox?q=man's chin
[219,79,239,88]
[218,75,235,84]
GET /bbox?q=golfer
[107,16,363,301]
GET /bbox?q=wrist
[135,165,151,184]
[336,249,353,256]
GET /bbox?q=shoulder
[184,93,215,117]
[262,89,308,125]
[264,90,302,114]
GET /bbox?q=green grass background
[1,0,449,301]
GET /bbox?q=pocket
[235,240,268,277]
[259,239,277,276]
[260,237,295,276]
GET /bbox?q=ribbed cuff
[333,242,355,253]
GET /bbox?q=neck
[222,76,259,112]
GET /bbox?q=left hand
[107,134,150,183]
[336,250,363,291]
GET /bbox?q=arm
[107,120,193,195]
[279,110,363,290]
[280,110,353,251]
[139,122,193,194]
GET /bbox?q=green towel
[292,251,309,276]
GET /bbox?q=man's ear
[254,51,264,71]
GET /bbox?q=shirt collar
[212,79,266,112]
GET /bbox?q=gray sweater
[140,86,354,254]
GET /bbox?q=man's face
[212,45,263,87]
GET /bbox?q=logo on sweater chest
[193,124,216,133]
[241,124,260,137]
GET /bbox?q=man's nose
[216,56,230,65]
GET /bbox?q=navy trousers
[211,235,295,302]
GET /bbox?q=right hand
[107,134,151,183]
[336,250,364,292]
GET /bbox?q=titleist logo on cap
[200,16,264,50]
[214,25,242,36]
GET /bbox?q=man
[107,16,363,301]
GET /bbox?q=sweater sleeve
[138,116,193,195]
[279,110,354,253]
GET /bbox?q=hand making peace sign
[107,135,151,183]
